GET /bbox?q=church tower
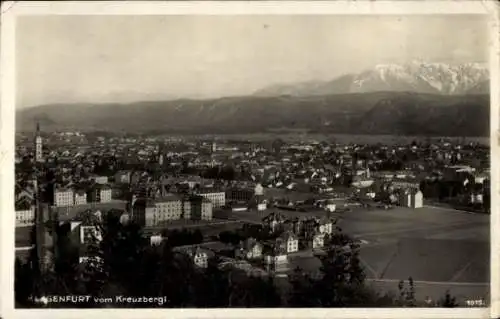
[34,122,43,162]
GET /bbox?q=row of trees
[15,216,459,308]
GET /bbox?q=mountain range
[17,61,490,137]
[254,61,489,96]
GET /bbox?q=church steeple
[34,121,43,162]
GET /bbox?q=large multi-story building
[132,198,157,227]
[227,187,254,203]
[53,187,75,207]
[197,188,225,208]
[153,195,183,222]
[190,196,213,221]
[132,194,213,226]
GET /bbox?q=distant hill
[16,91,490,137]
[254,61,489,97]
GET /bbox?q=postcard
[1,1,498,318]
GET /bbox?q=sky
[16,15,489,108]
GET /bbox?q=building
[317,217,334,235]
[391,179,421,190]
[182,197,192,219]
[263,245,288,272]
[227,187,254,203]
[257,202,267,211]
[254,183,264,196]
[325,200,336,213]
[301,218,318,236]
[53,187,74,207]
[56,213,104,264]
[132,198,158,227]
[74,190,87,205]
[310,231,326,250]
[398,188,411,207]
[280,231,299,253]
[15,205,35,227]
[237,238,263,260]
[154,195,183,222]
[197,188,225,208]
[114,170,132,184]
[190,196,213,221]
[397,188,423,209]
[91,175,109,185]
[87,185,112,203]
[52,200,128,223]
[158,154,164,166]
[150,234,163,246]
[410,189,424,209]
[34,122,43,162]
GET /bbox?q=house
[263,244,288,272]
[318,217,334,235]
[397,188,423,209]
[150,234,163,246]
[114,170,132,184]
[237,238,263,260]
[397,188,412,208]
[410,189,424,209]
[301,218,319,236]
[257,202,267,211]
[262,212,286,233]
[324,200,336,213]
[280,231,299,253]
[93,176,109,184]
[474,172,489,185]
[310,231,326,250]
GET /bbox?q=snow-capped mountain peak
[350,61,489,95]
[253,61,489,97]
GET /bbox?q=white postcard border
[1,1,498,319]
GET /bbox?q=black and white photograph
[1,1,498,317]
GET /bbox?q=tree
[438,290,459,308]
[288,267,319,307]
[396,278,416,307]
[15,257,36,307]
[291,230,367,307]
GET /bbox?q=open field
[285,205,490,303]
